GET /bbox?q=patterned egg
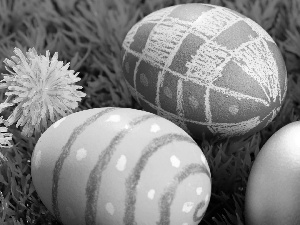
[31,107,211,225]
[121,3,287,141]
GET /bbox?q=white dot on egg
[106,114,121,123]
[65,206,75,219]
[147,189,155,200]
[200,154,207,165]
[188,95,199,109]
[140,73,149,86]
[105,202,115,215]
[150,123,161,133]
[182,202,194,213]
[76,148,87,161]
[170,155,180,168]
[116,155,127,171]
[196,187,203,196]
[53,117,66,128]
[35,150,42,169]
[164,86,172,99]
[124,124,130,129]
[229,105,239,115]
[205,194,209,202]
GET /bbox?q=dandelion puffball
[0,47,86,138]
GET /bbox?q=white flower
[0,116,12,148]
[0,47,86,137]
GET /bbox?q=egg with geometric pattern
[121,3,287,141]
[31,107,211,225]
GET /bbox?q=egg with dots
[121,3,287,141]
[245,121,300,225]
[31,107,211,225]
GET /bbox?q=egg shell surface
[245,121,300,225]
[121,3,287,141]
[31,107,211,225]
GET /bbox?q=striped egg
[121,3,287,141]
[31,107,211,225]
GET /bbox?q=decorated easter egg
[121,3,287,141]
[245,121,300,225]
[31,107,211,225]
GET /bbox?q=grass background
[0,0,300,224]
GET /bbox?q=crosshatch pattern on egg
[121,3,287,140]
[31,108,212,225]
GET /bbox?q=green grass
[0,0,300,224]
